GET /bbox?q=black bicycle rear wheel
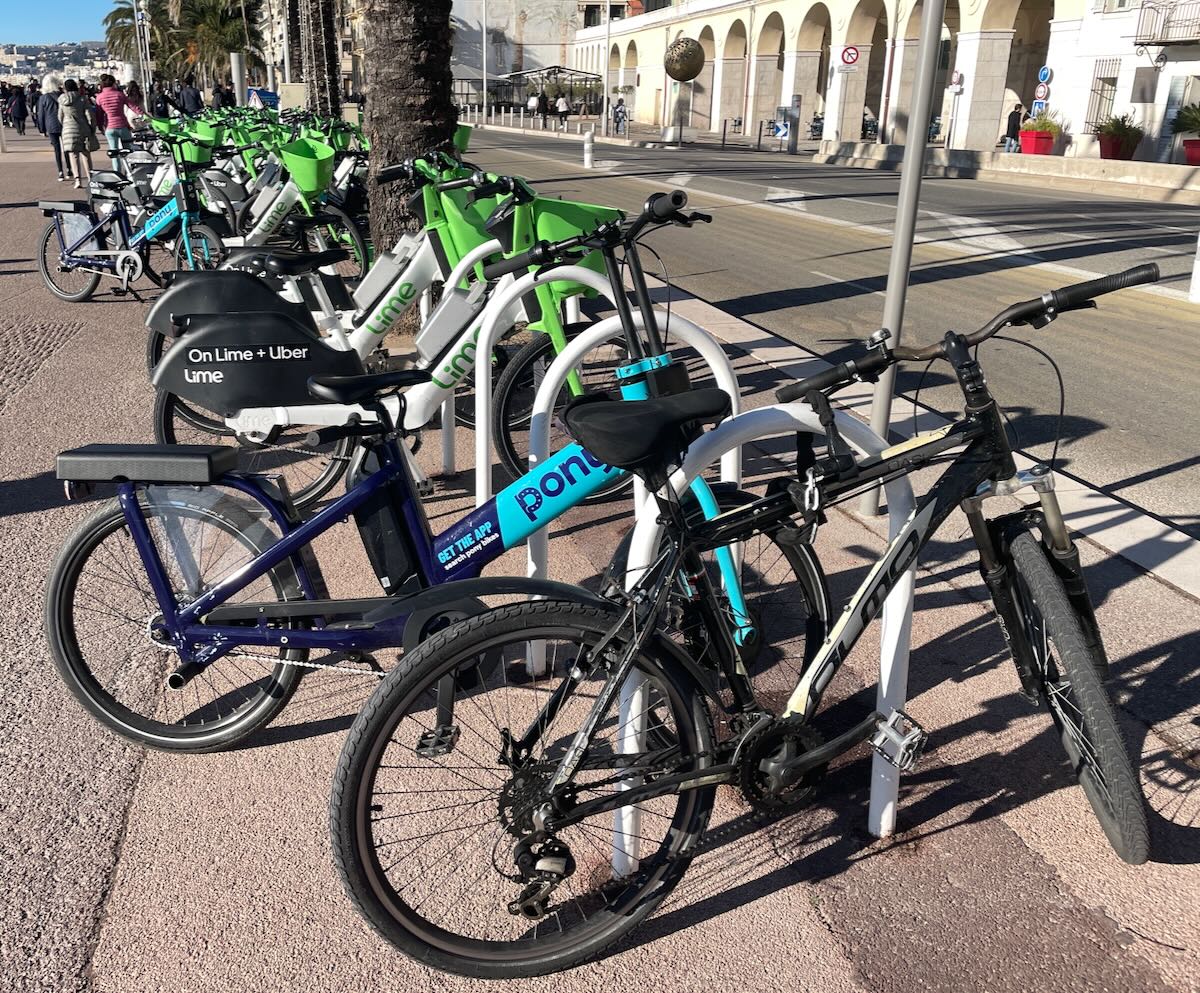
[1009,531,1148,864]
[331,600,715,978]
[38,220,102,302]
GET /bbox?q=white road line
[665,172,697,187]
[765,187,809,210]
[811,269,885,297]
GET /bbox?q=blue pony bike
[44,192,830,751]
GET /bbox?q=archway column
[720,55,747,128]
[710,55,725,131]
[785,49,824,123]
[823,43,872,142]
[1042,18,1084,154]
[886,37,921,143]
[947,29,1013,150]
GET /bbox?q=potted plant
[1019,110,1065,154]
[1095,112,1144,160]
[1171,103,1200,165]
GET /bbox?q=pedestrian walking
[223,82,237,107]
[95,73,133,168]
[7,85,28,135]
[612,97,628,136]
[1,83,10,128]
[124,80,146,128]
[59,79,97,188]
[555,93,570,130]
[179,74,203,115]
[150,81,171,118]
[1004,102,1027,152]
[536,90,549,130]
[526,90,538,124]
[36,74,69,181]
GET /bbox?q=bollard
[1191,232,1200,303]
[583,129,594,169]
[519,107,524,128]
[721,119,727,150]
[756,120,764,151]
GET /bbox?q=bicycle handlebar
[775,263,1161,400]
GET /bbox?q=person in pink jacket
[94,73,133,170]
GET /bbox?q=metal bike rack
[469,266,741,507]
[610,403,917,875]
[434,237,506,477]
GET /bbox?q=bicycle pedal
[416,724,459,758]
[870,710,928,772]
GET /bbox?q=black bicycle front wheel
[302,202,369,280]
[1009,531,1149,864]
[331,600,715,978]
[174,222,225,271]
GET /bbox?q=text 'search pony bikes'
[44,195,796,762]
[326,264,1159,979]
[37,131,226,302]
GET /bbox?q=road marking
[665,172,697,187]
[765,186,809,211]
[811,269,884,297]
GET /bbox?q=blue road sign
[1038,65,1052,84]
[1031,99,1048,115]
[773,120,790,139]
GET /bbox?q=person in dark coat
[36,74,69,181]
[7,86,27,135]
[179,75,204,115]
[1004,103,1027,152]
[536,90,549,129]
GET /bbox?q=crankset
[737,716,827,813]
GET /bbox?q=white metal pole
[482,0,489,125]
[858,0,947,516]
[603,3,612,137]
[1190,232,1200,303]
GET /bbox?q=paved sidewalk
[1,147,1198,993]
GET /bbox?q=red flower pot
[1184,139,1200,166]
[1020,130,1055,155]
[1098,135,1137,160]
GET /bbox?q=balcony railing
[1136,0,1200,44]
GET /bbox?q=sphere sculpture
[664,37,705,83]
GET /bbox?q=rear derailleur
[508,835,576,921]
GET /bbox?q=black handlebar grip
[304,425,349,448]
[776,362,854,403]
[436,176,475,192]
[648,190,688,220]
[482,246,542,281]
[1048,263,1160,311]
[376,164,412,186]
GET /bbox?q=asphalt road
[471,131,1200,539]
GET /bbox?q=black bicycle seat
[563,388,731,477]
[307,369,433,405]
[106,148,133,158]
[265,248,349,277]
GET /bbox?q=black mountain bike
[329,263,1157,977]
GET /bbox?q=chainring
[737,717,826,814]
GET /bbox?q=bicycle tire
[174,222,225,271]
[609,486,832,717]
[330,599,715,978]
[37,220,102,302]
[1009,531,1149,864]
[153,389,354,511]
[45,496,306,752]
[302,202,369,281]
[491,327,636,503]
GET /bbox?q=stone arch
[718,19,749,127]
[795,2,832,123]
[893,0,961,143]
[751,11,787,126]
[829,0,889,141]
[691,26,718,131]
[623,41,639,121]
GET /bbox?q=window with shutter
[1084,58,1121,132]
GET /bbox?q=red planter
[1020,130,1056,155]
[1098,135,1137,160]
[1184,139,1200,166]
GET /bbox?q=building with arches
[571,0,1200,162]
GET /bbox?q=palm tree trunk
[362,0,458,248]
[299,0,341,115]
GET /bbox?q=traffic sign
[836,65,858,73]
[1034,82,1049,100]
[1031,99,1048,115]
[773,119,790,139]
[1038,65,1052,84]
[842,46,860,66]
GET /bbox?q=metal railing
[1136,0,1200,44]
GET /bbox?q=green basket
[453,124,472,153]
[148,116,175,137]
[188,120,225,145]
[178,136,214,167]
[279,137,335,196]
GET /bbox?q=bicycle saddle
[90,170,130,188]
[307,368,433,405]
[563,388,731,478]
[265,248,350,277]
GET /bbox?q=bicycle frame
[117,420,625,674]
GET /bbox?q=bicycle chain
[227,648,386,678]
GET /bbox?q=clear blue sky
[2,0,111,45]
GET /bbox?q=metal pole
[482,0,489,125]
[721,119,727,149]
[229,52,247,106]
[282,0,293,84]
[858,0,947,516]
[602,3,612,137]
